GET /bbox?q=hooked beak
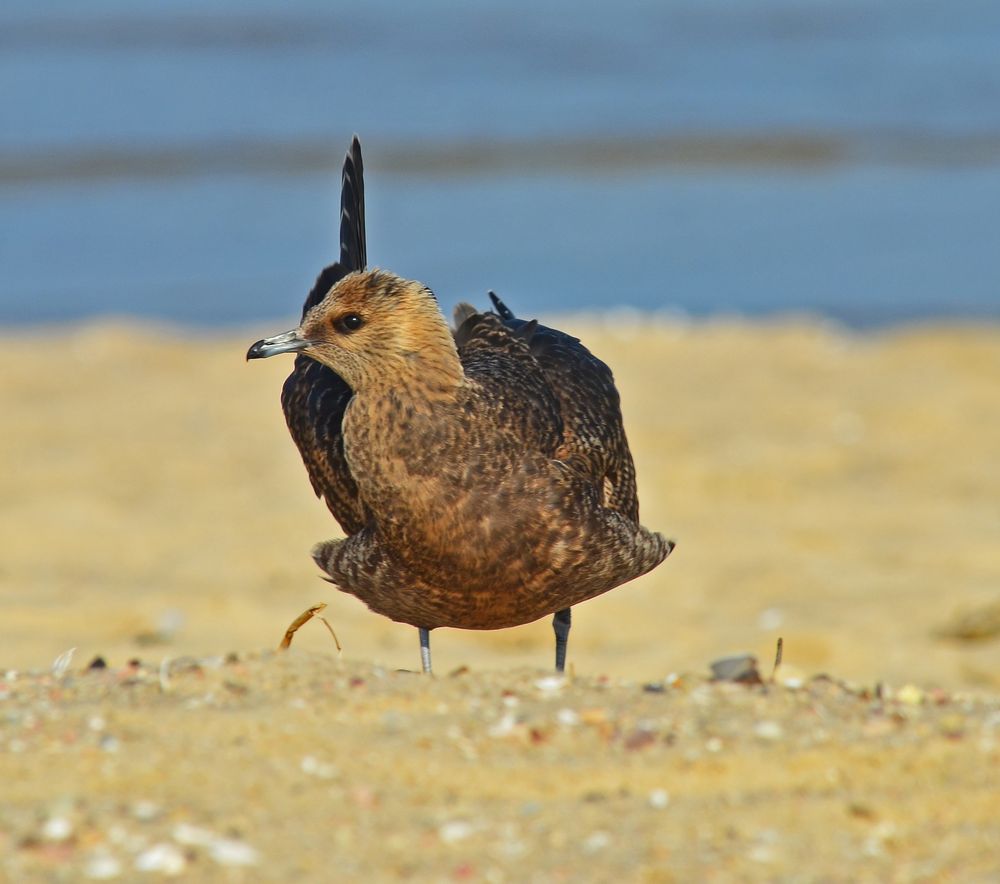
[246,328,311,360]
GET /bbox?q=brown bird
[248,136,673,673]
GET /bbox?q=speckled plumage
[249,137,672,660]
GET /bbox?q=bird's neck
[361,314,465,401]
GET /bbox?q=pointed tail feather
[340,135,367,273]
[298,137,367,319]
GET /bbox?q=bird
[247,136,673,674]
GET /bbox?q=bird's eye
[334,313,364,333]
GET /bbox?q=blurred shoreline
[6,132,1000,186]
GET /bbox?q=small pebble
[556,708,580,727]
[648,789,670,809]
[301,755,338,779]
[774,664,806,689]
[84,853,122,880]
[172,823,216,846]
[710,654,762,684]
[135,843,186,876]
[863,820,897,856]
[42,816,74,842]
[754,720,784,741]
[928,688,951,706]
[583,831,611,853]
[439,820,475,844]
[209,839,260,867]
[534,676,565,694]
[896,684,925,706]
[747,844,776,864]
[131,800,161,822]
[706,737,723,753]
[488,712,519,738]
[624,728,657,751]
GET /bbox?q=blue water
[3,0,999,325]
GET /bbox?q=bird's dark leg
[553,608,572,672]
[418,628,433,674]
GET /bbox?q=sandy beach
[2,318,999,880]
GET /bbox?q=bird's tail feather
[340,135,366,273]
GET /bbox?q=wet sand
[2,318,999,879]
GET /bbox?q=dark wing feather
[280,136,368,535]
[455,311,563,457]
[482,293,640,522]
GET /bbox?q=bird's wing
[453,309,565,458]
[279,137,367,535]
[485,293,640,522]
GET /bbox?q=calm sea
[2,0,999,326]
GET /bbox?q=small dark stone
[709,654,763,685]
[624,728,657,751]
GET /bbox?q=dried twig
[771,636,784,682]
[279,603,342,653]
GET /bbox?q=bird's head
[247,269,461,393]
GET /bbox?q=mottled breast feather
[279,137,367,535]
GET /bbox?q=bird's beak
[246,329,311,360]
